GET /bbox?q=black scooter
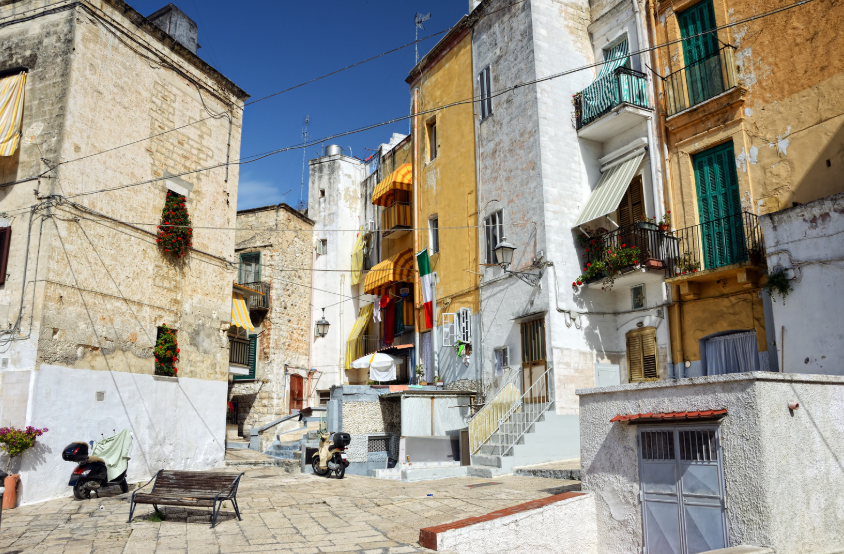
[62,442,129,500]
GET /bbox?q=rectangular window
[316,239,328,255]
[479,66,493,119]
[458,308,472,344]
[631,284,645,310]
[0,226,11,286]
[155,326,178,377]
[427,119,437,161]
[494,346,509,372]
[484,210,504,264]
[233,334,257,381]
[429,216,439,254]
[239,252,261,284]
[626,327,658,382]
[317,390,331,406]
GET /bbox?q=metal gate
[639,426,728,554]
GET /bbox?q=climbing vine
[157,191,192,258]
[763,267,792,302]
[154,324,179,377]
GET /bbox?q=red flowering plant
[0,426,48,472]
[156,191,193,259]
[576,243,641,291]
[154,324,180,377]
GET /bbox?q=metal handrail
[500,366,553,457]
[249,407,327,450]
[468,370,522,454]
[667,211,764,275]
[662,44,737,116]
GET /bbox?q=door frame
[638,424,729,554]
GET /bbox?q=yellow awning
[345,303,374,369]
[0,72,26,157]
[350,228,366,286]
[372,163,413,207]
[363,249,415,296]
[231,291,255,332]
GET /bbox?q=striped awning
[345,303,374,369]
[0,72,26,157]
[574,151,646,227]
[364,249,415,296]
[231,291,255,332]
[372,163,413,207]
[350,228,366,286]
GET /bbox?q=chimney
[148,4,198,54]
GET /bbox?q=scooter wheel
[120,479,129,494]
[73,480,91,500]
[334,464,345,479]
[311,456,329,476]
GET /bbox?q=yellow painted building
[649,0,844,374]
[407,18,480,383]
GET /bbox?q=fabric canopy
[574,151,646,227]
[345,303,374,369]
[91,429,132,482]
[350,352,403,382]
[350,228,366,285]
[231,291,255,332]
[581,40,629,125]
[372,163,413,206]
[0,72,26,157]
[364,248,415,296]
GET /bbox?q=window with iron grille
[679,429,718,461]
[478,66,493,120]
[368,436,388,453]
[484,210,504,264]
[641,430,675,460]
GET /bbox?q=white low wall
[420,492,597,553]
[9,364,226,505]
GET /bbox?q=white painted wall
[8,364,226,505]
[760,192,844,376]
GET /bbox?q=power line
[60,0,820,202]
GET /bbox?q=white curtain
[705,331,760,375]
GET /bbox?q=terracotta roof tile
[610,409,727,423]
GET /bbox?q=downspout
[224,111,233,183]
[646,0,675,219]
[308,246,316,382]
[339,273,345,383]
[412,88,421,376]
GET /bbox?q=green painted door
[693,142,746,269]
[679,0,723,106]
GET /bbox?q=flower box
[644,258,664,269]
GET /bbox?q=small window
[478,66,493,119]
[239,252,261,285]
[319,189,325,198]
[155,326,178,377]
[427,119,437,161]
[317,390,331,406]
[316,239,328,255]
[494,346,509,371]
[627,327,658,382]
[0,226,11,286]
[458,308,472,344]
[429,216,439,254]
[632,284,645,310]
[484,210,504,264]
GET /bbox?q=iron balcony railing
[582,222,679,280]
[668,212,764,276]
[575,67,650,130]
[382,202,412,237]
[663,45,738,116]
[239,281,270,310]
[362,335,380,356]
[229,338,249,366]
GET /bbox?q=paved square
[0,468,579,554]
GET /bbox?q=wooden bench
[127,470,244,528]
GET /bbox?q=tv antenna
[414,12,432,65]
[298,115,310,212]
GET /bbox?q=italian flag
[416,249,434,328]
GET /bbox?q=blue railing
[576,67,650,129]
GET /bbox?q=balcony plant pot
[583,273,605,285]
[419,381,427,386]
[3,474,20,509]
[436,381,444,387]
[644,258,664,270]
[637,221,658,231]
[659,224,669,232]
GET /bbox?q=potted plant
[657,211,672,232]
[434,374,444,387]
[0,426,48,509]
[637,214,658,230]
[576,244,641,291]
[414,364,424,385]
[675,252,700,275]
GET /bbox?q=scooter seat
[87,456,106,463]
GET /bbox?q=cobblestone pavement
[0,467,580,554]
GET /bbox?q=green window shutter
[247,334,257,379]
[679,0,723,106]
[394,299,404,337]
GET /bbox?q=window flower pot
[637,221,658,231]
[3,474,21,509]
[644,258,664,270]
[658,224,669,232]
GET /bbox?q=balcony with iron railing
[574,67,651,141]
[239,281,270,311]
[666,212,764,278]
[381,202,412,239]
[662,45,738,117]
[581,222,678,286]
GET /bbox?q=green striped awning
[574,151,646,227]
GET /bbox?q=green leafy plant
[0,426,48,472]
[763,268,792,302]
[638,214,657,225]
[675,253,700,275]
[414,364,424,377]
[577,244,641,291]
[658,211,672,227]
[148,510,167,522]
[154,324,179,377]
[157,191,193,258]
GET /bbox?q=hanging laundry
[373,302,382,323]
[384,298,395,346]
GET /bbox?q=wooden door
[290,374,304,412]
[520,319,547,404]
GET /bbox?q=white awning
[574,151,646,227]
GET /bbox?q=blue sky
[129,0,469,210]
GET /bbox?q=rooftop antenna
[414,12,432,65]
[298,115,310,212]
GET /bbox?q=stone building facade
[229,204,315,436]
[0,0,247,504]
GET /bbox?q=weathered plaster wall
[578,372,844,554]
[231,205,315,429]
[760,192,844,376]
[399,394,474,437]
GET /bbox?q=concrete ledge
[402,465,467,482]
[700,547,775,554]
[419,492,596,553]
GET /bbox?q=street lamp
[315,309,330,337]
[494,238,517,269]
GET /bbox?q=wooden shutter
[617,176,644,228]
[0,226,10,286]
[627,327,658,382]
[235,335,257,381]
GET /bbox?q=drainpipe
[308,247,316,383]
[412,88,421,376]
[646,0,675,219]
